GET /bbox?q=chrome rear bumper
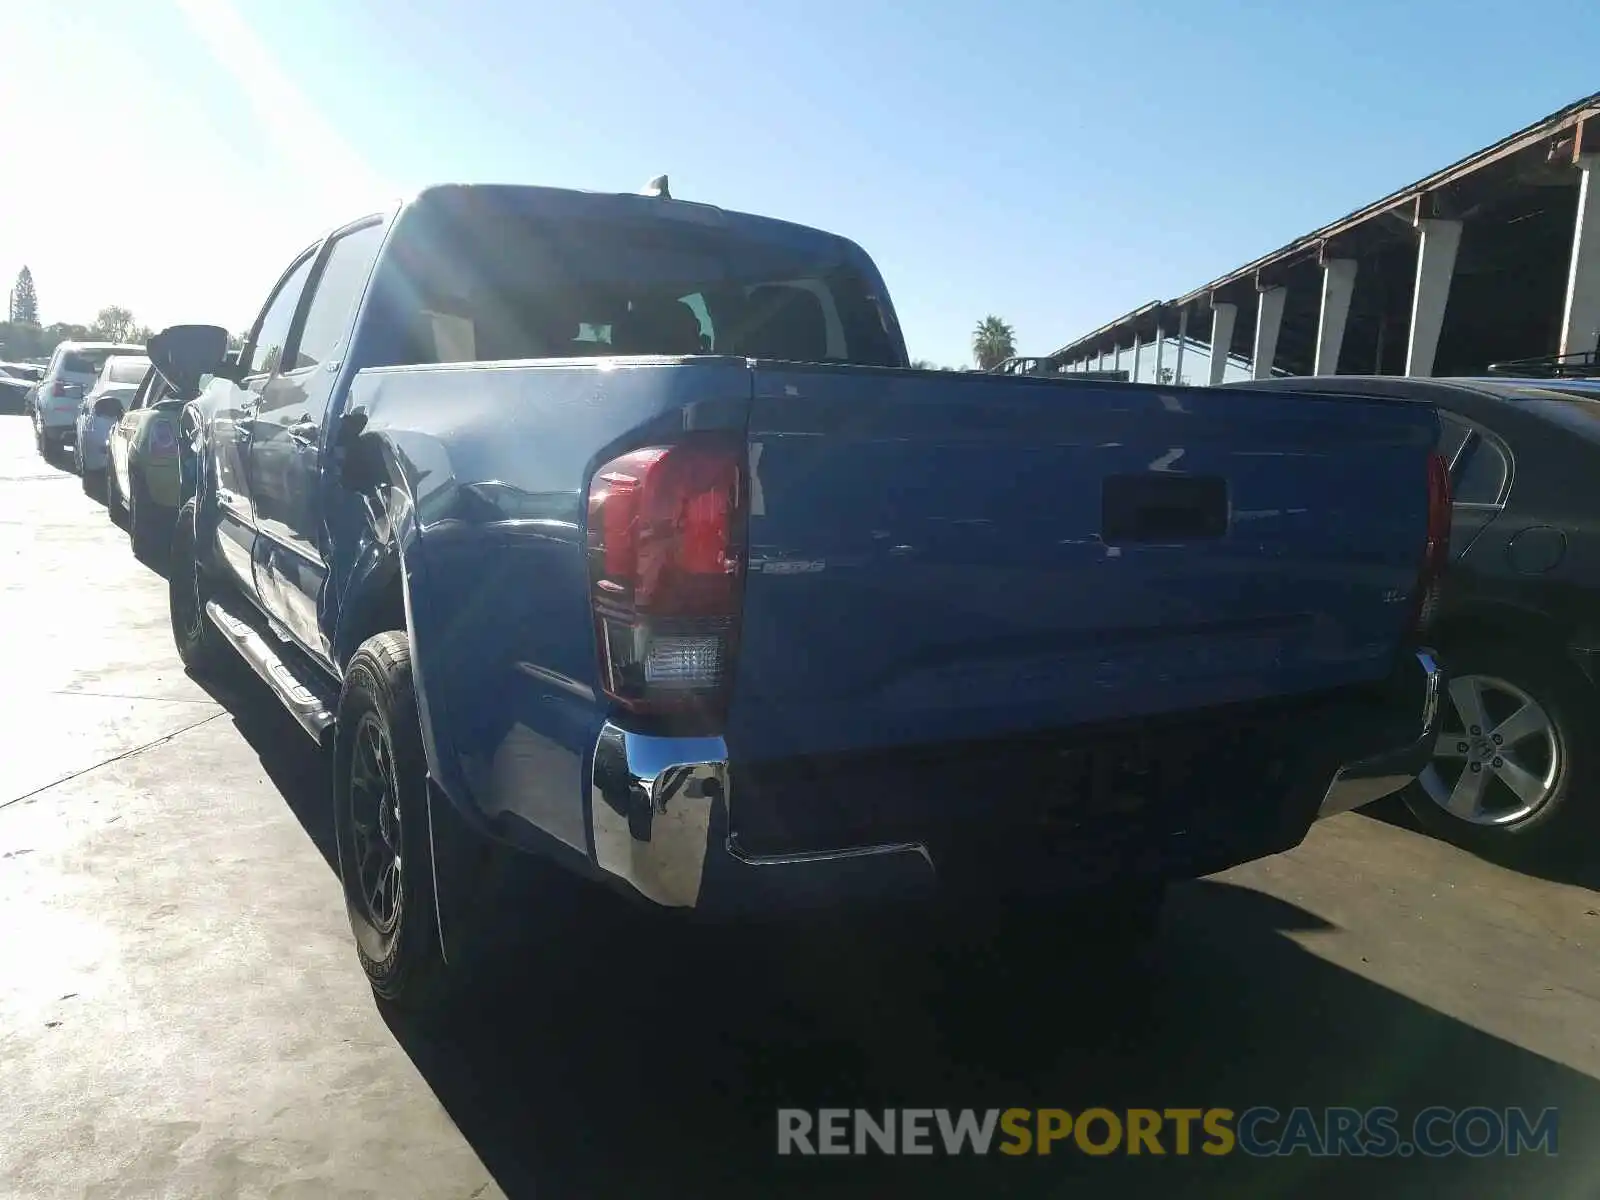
[1315,649,1443,819]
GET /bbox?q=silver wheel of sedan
[1419,673,1560,826]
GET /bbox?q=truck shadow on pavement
[1358,796,1600,892]
[207,673,1600,1200]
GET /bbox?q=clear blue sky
[3,0,1597,366]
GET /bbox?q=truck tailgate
[726,367,1437,762]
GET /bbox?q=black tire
[1402,639,1597,860]
[128,470,172,565]
[106,465,128,528]
[81,467,105,500]
[169,498,235,677]
[334,631,471,1011]
[34,423,49,459]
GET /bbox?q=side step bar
[205,598,338,744]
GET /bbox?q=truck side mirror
[337,408,382,491]
[148,324,229,398]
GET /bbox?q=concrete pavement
[1,414,1597,1198]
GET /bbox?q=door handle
[287,418,319,447]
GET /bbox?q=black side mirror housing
[148,324,229,398]
[93,395,125,420]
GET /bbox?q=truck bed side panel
[346,357,751,855]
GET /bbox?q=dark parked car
[1236,373,1600,858]
[0,361,42,413]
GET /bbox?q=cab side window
[243,253,317,377]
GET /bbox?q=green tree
[45,321,91,343]
[9,267,39,325]
[971,315,1016,371]
[91,305,141,344]
[0,321,45,360]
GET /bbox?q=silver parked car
[74,354,151,496]
[32,341,145,458]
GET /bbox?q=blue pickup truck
[153,181,1447,1010]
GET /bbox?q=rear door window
[1437,413,1473,469]
[1453,436,1509,505]
[292,221,386,371]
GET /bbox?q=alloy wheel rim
[348,712,404,933]
[1419,673,1560,826]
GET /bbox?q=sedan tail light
[1410,451,1451,635]
[149,420,179,458]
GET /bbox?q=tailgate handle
[1102,474,1227,543]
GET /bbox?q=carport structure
[1052,93,1600,385]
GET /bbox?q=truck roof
[403,183,857,257]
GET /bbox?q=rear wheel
[129,469,172,565]
[106,464,127,528]
[335,632,482,1013]
[169,498,234,677]
[1402,639,1597,859]
[81,467,105,500]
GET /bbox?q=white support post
[1252,286,1286,380]
[1130,334,1142,382]
[1174,308,1189,385]
[1405,218,1463,378]
[1561,154,1600,359]
[1153,321,1166,383]
[1098,347,1108,371]
[1314,259,1358,376]
[1208,302,1238,385]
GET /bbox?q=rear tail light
[586,435,747,722]
[48,382,82,400]
[149,420,178,457]
[1410,451,1451,635]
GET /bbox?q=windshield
[103,356,151,385]
[373,199,901,368]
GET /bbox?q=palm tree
[971,315,1016,371]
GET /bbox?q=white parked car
[74,354,151,493]
[32,341,145,458]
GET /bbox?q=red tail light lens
[1412,451,1451,634]
[48,382,82,400]
[586,435,747,719]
